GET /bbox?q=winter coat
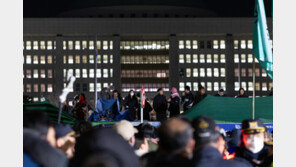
[182,92,195,112]
[168,96,180,117]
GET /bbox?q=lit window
[103,55,108,63]
[213,54,219,63]
[75,55,80,64]
[186,68,191,77]
[68,69,73,77]
[89,55,94,64]
[186,40,191,49]
[109,41,113,50]
[207,82,212,91]
[200,68,205,77]
[179,54,184,63]
[26,84,31,92]
[96,83,102,92]
[63,56,66,64]
[256,83,260,91]
[207,54,212,63]
[248,54,253,63]
[103,41,108,50]
[75,41,80,50]
[75,69,80,78]
[262,82,267,91]
[47,41,53,50]
[193,82,198,91]
[68,55,73,64]
[255,68,260,77]
[82,55,87,64]
[234,40,239,49]
[68,41,73,50]
[241,68,246,77]
[200,82,205,88]
[39,56,45,64]
[63,41,66,50]
[33,69,38,78]
[221,68,226,77]
[235,68,239,77]
[33,84,38,92]
[220,54,226,63]
[213,40,219,49]
[89,69,94,78]
[26,55,31,64]
[214,68,219,77]
[109,55,113,64]
[248,40,253,49]
[193,54,198,63]
[40,84,46,93]
[82,41,87,50]
[26,69,31,78]
[33,97,39,102]
[200,54,205,63]
[96,69,101,78]
[54,41,56,49]
[103,83,108,88]
[186,82,192,89]
[179,40,184,49]
[179,82,185,91]
[48,69,52,78]
[33,56,38,64]
[248,82,253,91]
[240,40,246,49]
[234,54,239,63]
[166,41,170,49]
[242,82,247,90]
[262,69,267,77]
[235,82,240,91]
[97,55,101,64]
[89,83,94,92]
[103,69,108,78]
[248,68,253,77]
[40,41,45,50]
[214,82,219,91]
[193,68,198,77]
[241,54,246,63]
[110,69,113,77]
[82,69,87,78]
[269,83,273,90]
[63,69,67,78]
[47,84,53,92]
[26,41,31,50]
[89,41,94,50]
[207,68,212,77]
[221,82,226,91]
[40,69,46,78]
[220,40,226,49]
[193,40,198,49]
[186,54,191,63]
[33,41,38,50]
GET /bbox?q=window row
[63,40,113,50]
[179,54,226,64]
[122,83,169,92]
[179,40,226,50]
[234,54,259,63]
[121,70,169,78]
[24,69,53,79]
[63,68,113,78]
[24,41,56,50]
[234,82,272,91]
[234,40,253,49]
[235,68,267,77]
[120,41,169,50]
[63,55,113,64]
[24,55,53,64]
[179,82,226,92]
[24,83,53,93]
[183,68,226,78]
[121,55,169,64]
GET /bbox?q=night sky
[23,0,272,18]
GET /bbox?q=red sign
[141,86,146,108]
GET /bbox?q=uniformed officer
[235,119,273,167]
[192,116,249,167]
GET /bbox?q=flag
[253,0,273,79]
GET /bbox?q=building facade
[23,17,273,107]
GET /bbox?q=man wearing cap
[235,119,273,167]
[214,88,227,97]
[54,124,76,158]
[113,120,138,146]
[153,88,168,122]
[192,116,249,167]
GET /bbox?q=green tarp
[182,95,273,123]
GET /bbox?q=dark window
[82,83,87,92]
[154,14,158,17]
[199,41,205,49]
[142,13,148,18]
[131,13,136,18]
[75,83,80,92]
[207,41,212,49]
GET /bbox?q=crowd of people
[23,109,273,167]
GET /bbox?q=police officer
[235,119,273,167]
[192,116,249,167]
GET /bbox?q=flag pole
[95,35,98,109]
[252,55,256,119]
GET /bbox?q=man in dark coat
[124,90,139,120]
[153,88,168,122]
[194,87,207,105]
[182,86,195,112]
[168,87,181,117]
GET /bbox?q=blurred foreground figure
[113,120,138,146]
[192,116,249,167]
[23,110,68,167]
[54,124,76,158]
[235,119,273,167]
[69,128,139,167]
[140,118,195,167]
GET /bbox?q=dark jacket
[168,96,180,117]
[194,146,250,167]
[194,92,207,105]
[214,94,227,97]
[142,100,153,120]
[124,95,139,120]
[153,94,168,121]
[23,128,68,167]
[182,92,195,112]
[236,94,248,98]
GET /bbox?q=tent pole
[95,35,98,109]
[252,55,256,119]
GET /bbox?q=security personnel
[181,86,195,112]
[235,119,273,167]
[192,116,249,167]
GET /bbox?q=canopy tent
[182,95,273,123]
[23,101,77,125]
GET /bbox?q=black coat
[168,96,180,117]
[182,92,195,112]
[194,146,250,167]
[124,95,139,111]
[194,92,207,105]
[236,94,248,98]
[153,94,168,113]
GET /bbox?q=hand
[182,92,185,96]
[167,98,171,102]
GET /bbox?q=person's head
[134,131,149,156]
[113,90,119,98]
[138,123,157,139]
[54,124,76,158]
[171,87,178,94]
[241,119,265,153]
[157,118,195,158]
[192,116,221,151]
[239,88,245,95]
[218,89,225,96]
[199,87,206,95]
[113,120,138,146]
[185,86,191,93]
[157,88,164,95]
[129,90,135,98]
